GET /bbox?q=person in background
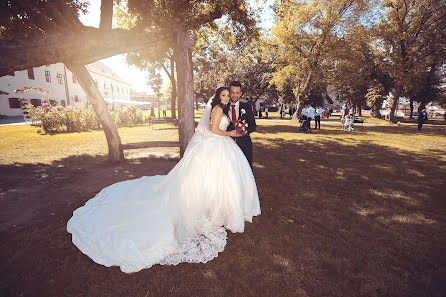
[307,103,315,131]
[162,105,167,117]
[417,108,428,131]
[264,106,269,119]
[344,113,354,131]
[315,106,322,129]
[322,108,328,119]
[341,105,350,129]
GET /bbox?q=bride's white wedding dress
[67,100,261,273]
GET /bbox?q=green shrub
[27,104,144,133]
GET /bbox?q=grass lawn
[0,115,445,296]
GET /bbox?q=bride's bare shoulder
[211,105,223,115]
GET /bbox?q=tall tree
[0,0,229,160]
[269,0,372,115]
[377,0,446,121]
[114,0,260,154]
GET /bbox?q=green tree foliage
[269,0,372,114]
[377,0,446,121]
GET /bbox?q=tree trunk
[170,56,177,120]
[389,86,401,122]
[409,98,414,118]
[66,63,124,162]
[295,69,312,117]
[371,101,382,118]
[174,30,195,157]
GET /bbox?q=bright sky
[79,0,274,95]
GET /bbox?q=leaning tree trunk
[174,29,195,157]
[67,63,124,162]
[389,85,402,122]
[295,69,313,117]
[371,101,382,118]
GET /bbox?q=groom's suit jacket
[226,100,256,168]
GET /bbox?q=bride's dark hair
[211,87,230,115]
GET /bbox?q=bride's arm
[211,106,240,137]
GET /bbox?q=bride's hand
[229,130,242,137]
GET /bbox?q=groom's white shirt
[231,100,240,122]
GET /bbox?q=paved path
[0,116,28,126]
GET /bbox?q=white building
[0,62,131,117]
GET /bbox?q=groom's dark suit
[227,100,257,168]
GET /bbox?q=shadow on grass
[0,126,445,297]
[251,136,446,297]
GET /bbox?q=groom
[226,81,257,168]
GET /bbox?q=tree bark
[174,30,195,157]
[0,27,174,77]
[389,85,401,122]
[295,69,313,116]
[66,63,124,162]
[100,0,113,31]
[410,98,414,118]
[0,7,223,77]
[371,101,382,118]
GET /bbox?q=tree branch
[0,27,174,77]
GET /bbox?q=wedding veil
[195,97,214,136]
[182,98,213,156]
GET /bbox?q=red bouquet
[235,119,248,135]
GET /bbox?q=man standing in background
[307,103,315,131]
[314,106,322,129]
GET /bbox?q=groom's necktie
[231,104,236,124]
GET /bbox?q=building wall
[0,62,131,116]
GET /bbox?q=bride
[67,87,261,273]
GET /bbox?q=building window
[104,82,107,89]
[27,68,35,80]
[74,95,79,102]
[72,75,77,83]
[49,99,57,106]
[95,79,99,87]
[30,99,42,107]
[61,100,66,107]
[9,98,21,109]
[45,70,51,83]
[57,73,63,84]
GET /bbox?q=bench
[148,117,178,128]
[353,117,366,126]
[120,118,181,152]
[120,141,180,150]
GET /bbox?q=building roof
[86,62,130,86]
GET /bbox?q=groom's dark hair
[229,81,242,90]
